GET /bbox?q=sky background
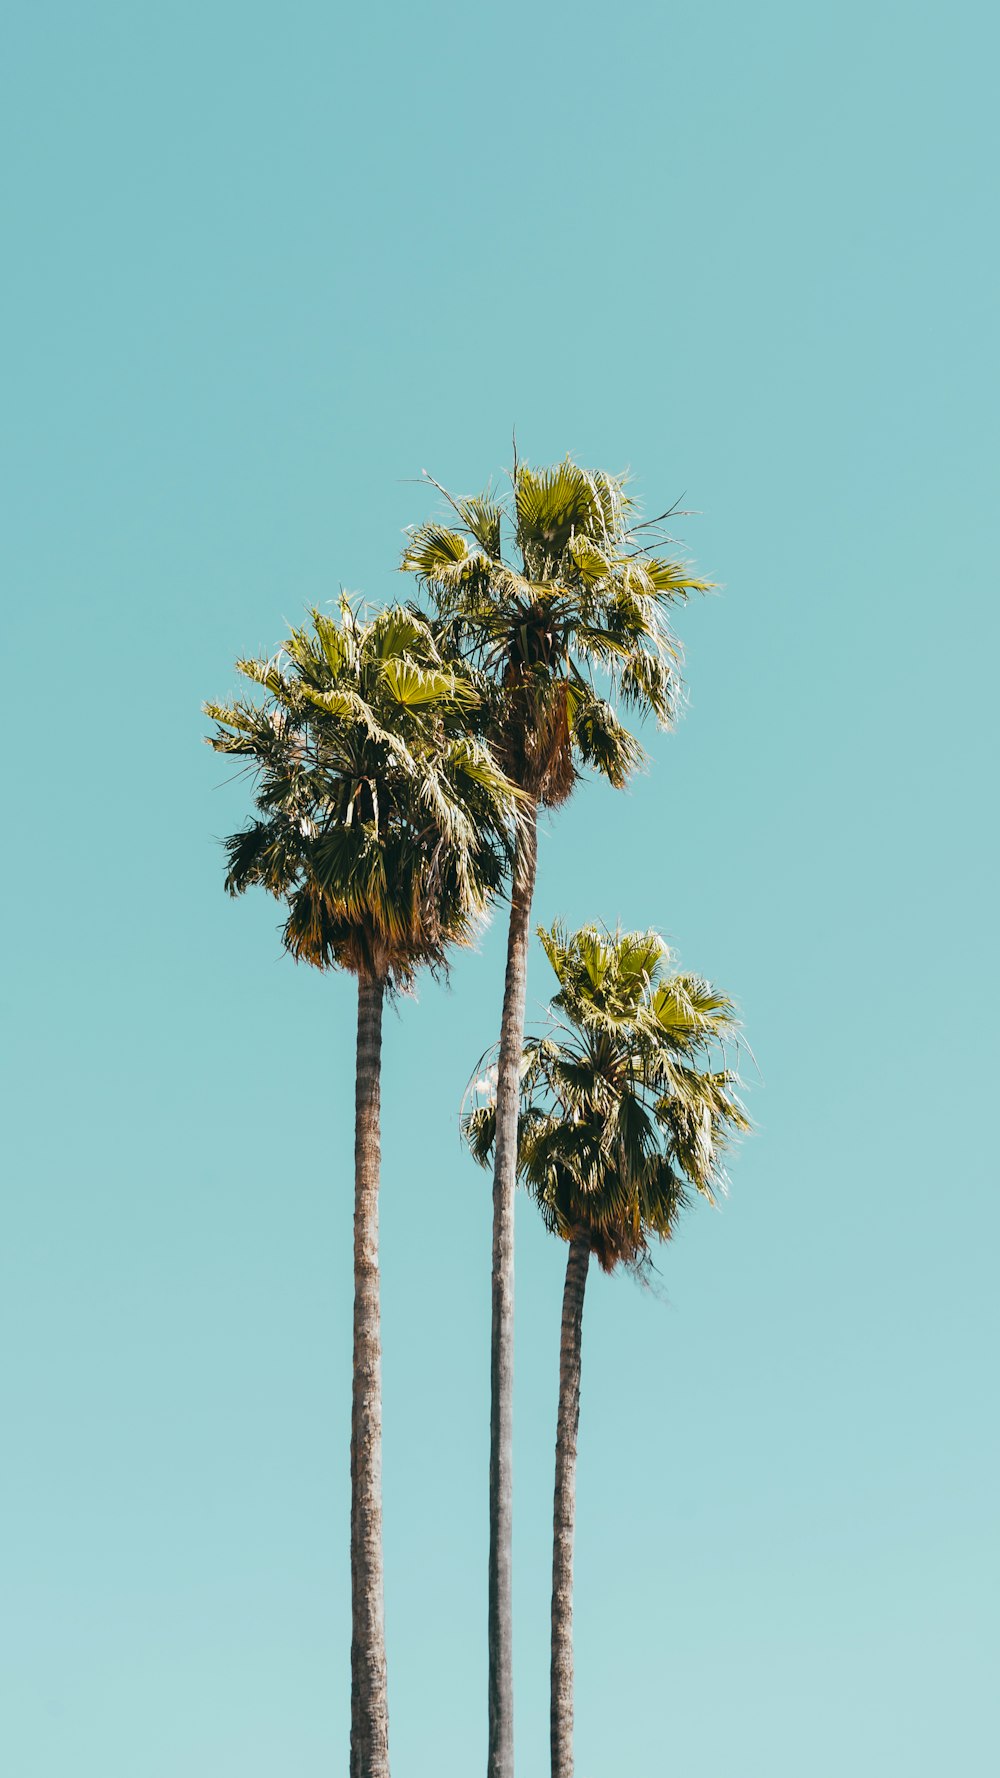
[2,2,998,1773]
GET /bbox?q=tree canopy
[466,922,749,1272]
[205,600,523,984]
[402,458,712,804]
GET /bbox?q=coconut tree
[403,458,711,1778]
[465,923,749,1778]
[205,601,521,1778]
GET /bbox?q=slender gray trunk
[488,807,538,1778]
[350,975,390,1778]
[550,1238,590,1778]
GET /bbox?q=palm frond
[236,656,293,699]
[514,460,630,568]
[456,493,506,560]
[643,558,714,599]
[379,656,479,712]
[616,649,679,726]
[462,1104,497,1169]
[401,524,491,595]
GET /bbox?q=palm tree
[205,601,521,1778]
[465,923,749,1778]
[403,458,711,1778]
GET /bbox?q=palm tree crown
[402,457,712,802]
[205,599,521,984]
[467,921,749,1269]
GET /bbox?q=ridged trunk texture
[550,1238,590,1778]
[488,807,539,1778]
[350,975,390,1778]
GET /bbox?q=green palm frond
[401,524,488,591]
[566,533,612,587]
[236,656,291,698]
[643,557,714,599]
[312,608,351,676]
[203,699,257,734]
[648,974,739,1047]
[568,692,643,789]
[222,819,300,898]
[456,493,505,560]
[203,700,269,755]
[379,656,479,712]
[617,649,679,724]
[540,922,668,1028]
[366,603,434,662]
[463,1104,497,1169]
[297,682,387,740]
[514,461,631,569]
[536,919,574,986]
[612,929,669,990]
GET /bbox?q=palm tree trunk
[488,805,538,1778]
[351,974,390,1778]
[550,1237,590,1778]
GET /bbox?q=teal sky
[3,2,997,1773]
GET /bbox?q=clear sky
[2,3,997,1774]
